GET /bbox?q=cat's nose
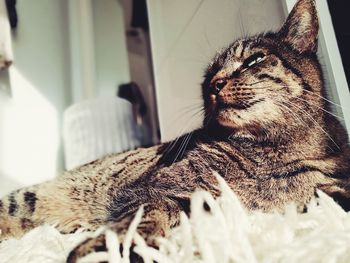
[214,79,227,94]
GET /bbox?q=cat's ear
[278,0,319,53]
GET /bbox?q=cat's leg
[0,176,109,241]
[303,155,350,210]
[67,200,182,263]
[317,175,350,211]
[0,186,37,240]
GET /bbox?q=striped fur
[1,0,350,262]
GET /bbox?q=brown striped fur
[1,0,350,261]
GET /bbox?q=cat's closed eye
[243,52,265,69]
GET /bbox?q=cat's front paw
[67,234,107,263]
[67,233,146,263]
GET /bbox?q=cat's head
[202,0,323,140]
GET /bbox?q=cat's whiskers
[172,132,194,164]
[238,84,345,121]
[292,96,344,120]
[270,84,345,111]
[302,88,350,112]
[163,108,204,160]
[272,100,322,147]
[276,98,340,150]
[273,100,308,127]
[163,108,202,152]
[237,84,284,91]
[170,105,205,163]
[254,83,346,111]
[246,80,268,86]
[260,83,346,118]
[167,102,204,130]
[241,82,345,120]
[275,101,334,151]
[176,104,204,119]
[203,108,214,128]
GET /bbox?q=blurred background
[0,0,349,195]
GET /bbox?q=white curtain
[63,97,140,170]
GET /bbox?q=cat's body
[1,0,350,262]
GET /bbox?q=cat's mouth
[213,98,266,129]
[216,98,264,111]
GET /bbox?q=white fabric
[63,97,140,170]
[1,174,350,263]
[0,0,13,70]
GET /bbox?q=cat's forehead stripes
[219,39,263,76]
[232,41,244,57]
[221,60,243,75]
[217,40,249,75]
[228,38,265,61]
[230,39,250,58]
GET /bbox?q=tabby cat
[1,0,350,262]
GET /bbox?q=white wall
[148,0,285,142]
[0,0,71,194]
[92,0,130,97]
[68,0,131,101]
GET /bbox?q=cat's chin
[215,109,246,129]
